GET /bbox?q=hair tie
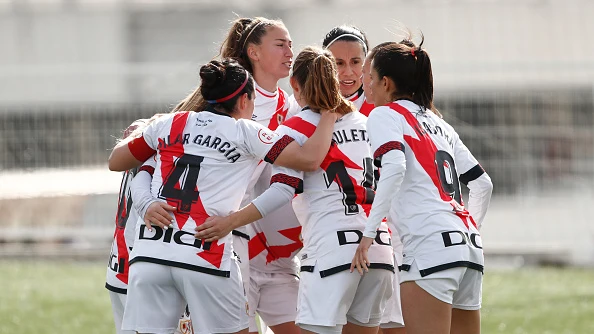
[411,48,416,57]
[325,33,368,54]
[206,72,249,104]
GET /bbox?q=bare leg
[400,281,451,334]
[269,321,301,334]
[450,308,480,334]
[379,327,406,334]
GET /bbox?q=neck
[253,70,278,93]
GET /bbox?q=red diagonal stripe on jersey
[115,195,129,284]
[113,170,133,284]
[281,116,317,138]
[268,89,288,130]
[387,102,475,229]
[321,144,372,215]
[266,226,303,263]
[159,112,191,229]
[359,100,375,117]
[198,240,225,268]
[248,232,268,260]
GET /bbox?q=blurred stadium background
[0,0,593,332]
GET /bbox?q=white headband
[324,33,368,54]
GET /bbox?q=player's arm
[196,164,302,242]
[273,110,339,171]
[195,182,295,242]
[455,136,493,229]
[130,158,176,231]
[108,114,165,171]
[352,108,407,274]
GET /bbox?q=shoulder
[282,110,319,137]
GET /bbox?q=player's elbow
[108,152,126,172]
[301,159,320,172]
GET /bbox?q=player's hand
[350,236,373,275]
[144,202,176,231]
[194,216,234,242]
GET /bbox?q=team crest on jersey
[258,128,278,144]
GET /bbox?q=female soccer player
[132,17,301,334]
[220,17,302,334]
[196,47,395,334]
[361,41,407,334]
[351,37,493,334]
[322,25,374,116]
[108,58,339,334]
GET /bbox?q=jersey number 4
[324,157,375,215]
[159,154,203,214]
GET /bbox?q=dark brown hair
[199,58,255,114]
[322,25,369,55]
[291,47,353,115]
[372,34,440,116]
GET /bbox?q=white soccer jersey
[346,86,374,117]
[106,148,157,294]
[252,83,291,131]
[127,110,295,277]
[271,109,394,274]
[368,100,485,275]
[243,84,303,274]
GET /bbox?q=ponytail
[292,47,353,115]
[372,33,440,116]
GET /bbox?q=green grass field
[1,261,593,334]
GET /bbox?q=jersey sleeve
[453,135,485,185]
[131,156,158,221]
[128,114,172,162]
[238,119,295,164]
[452,133,493,228]
[367,106,406,168]
[267,124,305,194]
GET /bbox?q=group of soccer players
[106,15,493,334]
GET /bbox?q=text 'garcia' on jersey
[157,133,241,163]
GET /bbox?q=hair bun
[199,61,226,89]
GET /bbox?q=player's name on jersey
[157,133,241,163]
[332,128,368,145]
[420,121,454,149]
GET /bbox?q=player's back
[282,110,378,257]
[131,110,285,275]
[370,100,482,271]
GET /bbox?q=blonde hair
[291,46,353,115]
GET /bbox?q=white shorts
[248,269,299,332]
[123,260,249,334]
[379,268,405,328]
[296,265,393,331]
[109,291,135,334]
[399,260,482,310]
